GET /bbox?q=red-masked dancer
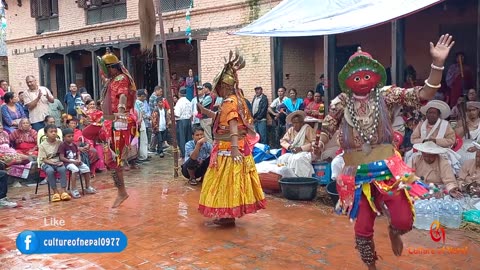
[196,50,266,226]
[83,48,137,208]
[315,35,455,270]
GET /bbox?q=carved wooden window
[31,0,59,34]
[161,0,191,12]
[81,0,127,25]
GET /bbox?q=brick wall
[200,30,272,102]
[6,0,280,99]
[282,37,317,99]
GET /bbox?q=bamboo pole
[157,0,179,177]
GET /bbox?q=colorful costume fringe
[337,154,424,220]
[199,138,266,218]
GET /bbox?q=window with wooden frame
[78,0,127,25]
[161,0,192,12]
[31,0,59,34]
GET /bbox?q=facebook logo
[16,231,38,254]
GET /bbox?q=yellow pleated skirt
[198,154,266,218]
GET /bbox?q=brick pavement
[0,155,479,270]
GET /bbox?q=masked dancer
[83,49,138,208]
[315,35,454,269]
[196,50,266,226]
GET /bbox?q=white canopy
[235,0,444,37]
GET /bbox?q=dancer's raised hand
[430,34,455,66]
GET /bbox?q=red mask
[345,70,381,96]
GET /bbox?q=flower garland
[346,89,380,154]
[185,0,193,44]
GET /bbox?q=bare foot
[213,218,235,226]
[112,192,129,208]
[389,229,403,256]
[367,264,377,270]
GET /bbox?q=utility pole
[157,0,179,177]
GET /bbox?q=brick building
[5,0,280,102]
[4,0,478,105]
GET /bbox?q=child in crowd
[38,124,71,202]
[151,97,170,157]
[400,117,420,155]
[59,128,96,198]
[182,126,212,186]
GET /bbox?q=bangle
[318,141,325,149]
[430,63,444,71]
[231,145,238,148]
[229,133,239,138]
[424,79,441,89]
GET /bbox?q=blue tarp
[235,0,444,37]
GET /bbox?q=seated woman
[455,101,480,164]
[66,117,101,176]
[9,118,38,157]
[83,99,106,171]
[412,141,462,198]
[304,92,324,120]
[0,125,30,167]
[303,90,314,107]
[1,92,27,133]
[278,111,316,177]
[283,88,304,114]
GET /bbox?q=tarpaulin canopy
[235,0,444,37]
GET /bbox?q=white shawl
[420,119,448,140]
[291,124,309,148]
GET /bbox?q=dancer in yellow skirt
[197,50,266,226]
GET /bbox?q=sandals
[188,178,198,186]
[51,193,61,202]
[61,192,71,201]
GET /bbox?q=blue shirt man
[64,83,82,117]
[182,126,213,185]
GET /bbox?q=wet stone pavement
[1,153,480,270]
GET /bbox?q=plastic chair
[36,169,84,201]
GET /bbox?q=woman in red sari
[67,118,101,176]
[83,99,106,171]
[9,118,38,156]
[304,92,325,120]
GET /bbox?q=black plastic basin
[326,181,339,206]
[279,177,318,201]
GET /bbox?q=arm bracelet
[424,79,441,89]
[430,63,445,71]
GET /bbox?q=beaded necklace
[346,89,380,154]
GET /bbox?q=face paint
[345,70,381,96]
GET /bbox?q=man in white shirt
[174,87,193,159]
[23,75,54,131]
